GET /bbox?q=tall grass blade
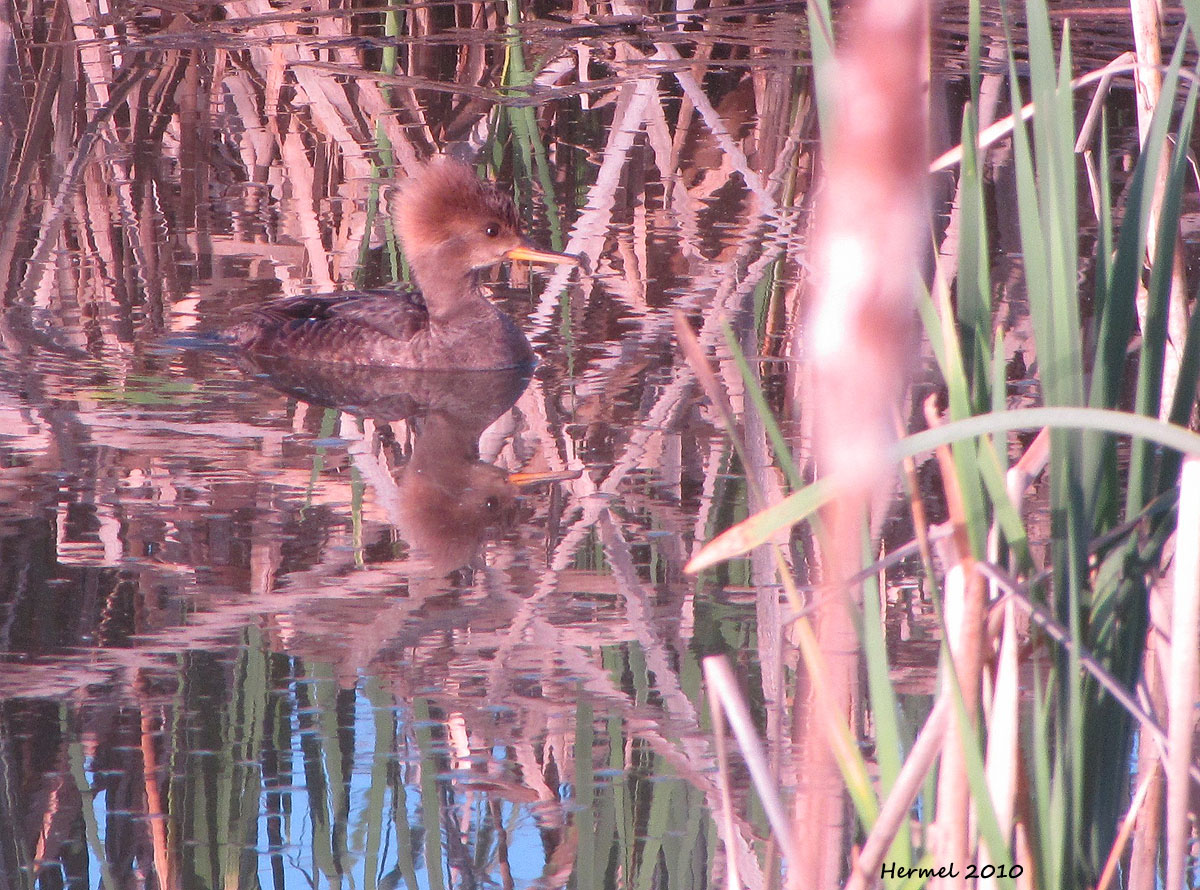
[857,526,912,876]
[689,408,1200,570]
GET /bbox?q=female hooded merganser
[225,158,579,369]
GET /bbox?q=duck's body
[224,159,577,369]
[225,285,533,370]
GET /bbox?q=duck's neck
[410,250,488,324]
[410,412,481,473]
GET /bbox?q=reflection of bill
[394,405,578,575]
[236,357,575,576]
[394,409,526,576]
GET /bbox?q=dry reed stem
[1094,761,1159,890]
[703,656,799,866]
[137,672,174,890]
[0,5,67,295]
[281,129,336,289]
[530,64,655,331]
[1165,457,1200,890]
[703,673,742,890]
[977,561,1200,783]
[929,56,1175,174]
[933,31,1009,298]
[1075,52,1137,220]
[1006,428,1051,504]
[19,55,154,304]
[925,395,986,890]
[844,695,950,890]
[977,598,1019,890]
[609,0,772,204]
[936,569,972,890]
[787,610,880,887]
[1132,560,1174,890]
[1128,647,1166,890]
[1129,0,1191,421]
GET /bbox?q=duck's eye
[484,222,501,238]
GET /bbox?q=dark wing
[226,287,429,358]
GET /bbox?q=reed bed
[692,0,1200,888]
[0,0,1198,888]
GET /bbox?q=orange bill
[508,469,583,488]
[506,243,581,266]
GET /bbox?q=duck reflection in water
[242,356,573,577]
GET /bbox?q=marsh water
[0,1,1180,888]
[0,4,819,887]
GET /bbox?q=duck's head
[393,158,579,278]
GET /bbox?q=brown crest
[393,158,520,260]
